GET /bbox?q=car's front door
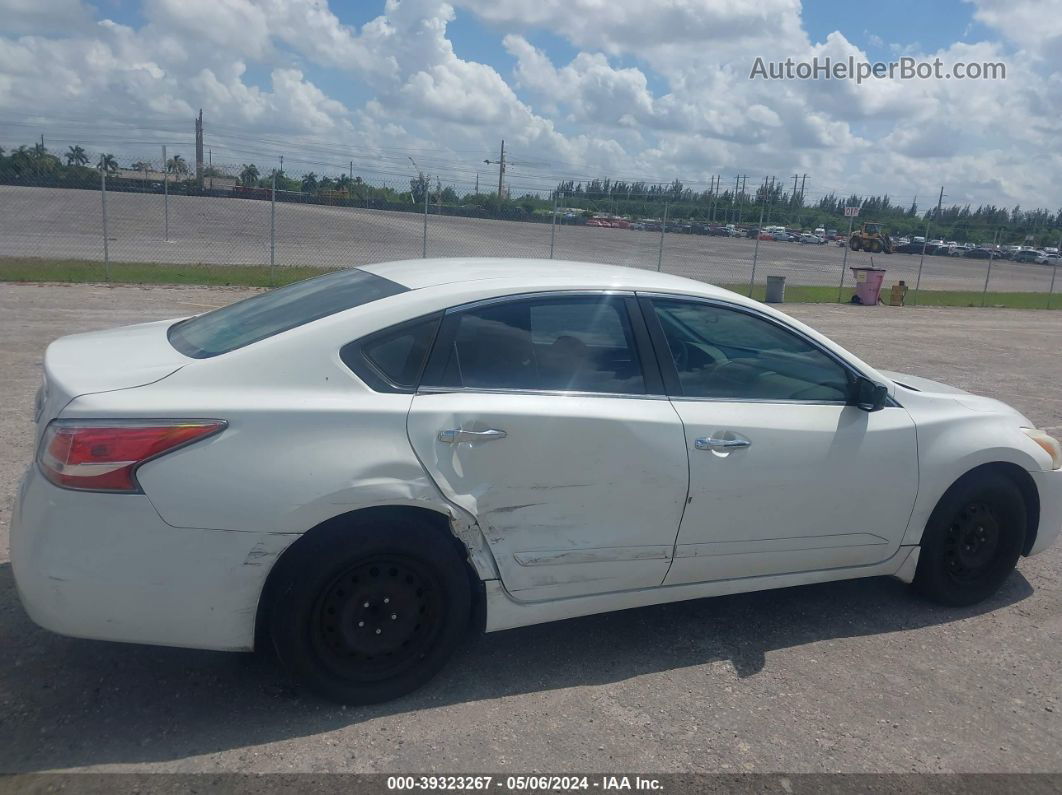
[406,292,689,601]
[641,296,919,585]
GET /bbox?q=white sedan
[12,259,1062,704]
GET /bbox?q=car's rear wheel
[269,516,471,704]
[913,472,1026,606]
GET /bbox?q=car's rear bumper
[1030,469,1062,556]
[10,465,296,652]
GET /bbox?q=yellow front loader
[849,222,893,253]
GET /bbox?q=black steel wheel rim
[943,501,1001,583]
[310,554,443,682]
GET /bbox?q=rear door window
[423,295,648,395]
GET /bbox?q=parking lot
[1,282,1060,774]
[1,186,1058,294]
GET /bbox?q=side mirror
[852,377,888,412]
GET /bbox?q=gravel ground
[1,185,1058,292]
[0,282,1060,775]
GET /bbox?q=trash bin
[850,267,886,305]
[765,275,786,303]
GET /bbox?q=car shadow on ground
[0,561,1033,772]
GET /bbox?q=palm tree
[336,174,352,192]
[166,154,188,175]
[239,163,259,186]
[66,145,88,167]
[131,160,150,171]
[301,172,318,193]
[96,153,118,172]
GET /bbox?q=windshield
[167,268,407,358]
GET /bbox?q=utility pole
[484,140,506,198]
[475,172,479,194]
[792,174,800,206]
[799,173,807,203]
[498,139,505,197]
[913,185,945,305]
[194,109,204,189]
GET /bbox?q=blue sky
[0,0,1057,208]
[90,0,1003,118]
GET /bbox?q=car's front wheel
[269,515,472,704]
[914,472,1026,606]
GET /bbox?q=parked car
[1035,253,1060,265]
[894,241,927,254]
[799,233,824,244]
[1014,249,1044,263]
[13,260,1062,704]
[964,248,997,259]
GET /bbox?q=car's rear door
[406,292,689,601]
[640,295,919,585]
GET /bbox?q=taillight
[38,420,226,492]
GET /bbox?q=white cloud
[0,0,1057,209]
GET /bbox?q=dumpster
[850,267,886,305]
[765,275,786,303]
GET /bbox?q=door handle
[694,436,751,451]
[438,428,508,444]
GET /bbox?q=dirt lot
[1,185,1058,293]
[0,282,1060,774]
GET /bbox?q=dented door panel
[407,391,688,600]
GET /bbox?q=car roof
[359,257,736,297]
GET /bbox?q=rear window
[167,269,407,358]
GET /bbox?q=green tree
[66,145,88,167]
[166,154,188,175]
[96,153,118,172]
[239,163,259,185]
[301,172,318,193]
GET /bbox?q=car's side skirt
[482,545,919,632]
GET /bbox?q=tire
[913,472,1026,606]
[849,237,860,251]
[269,516,472,704]
[869,239,882,253]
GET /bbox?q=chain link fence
[1,155,1060,307]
